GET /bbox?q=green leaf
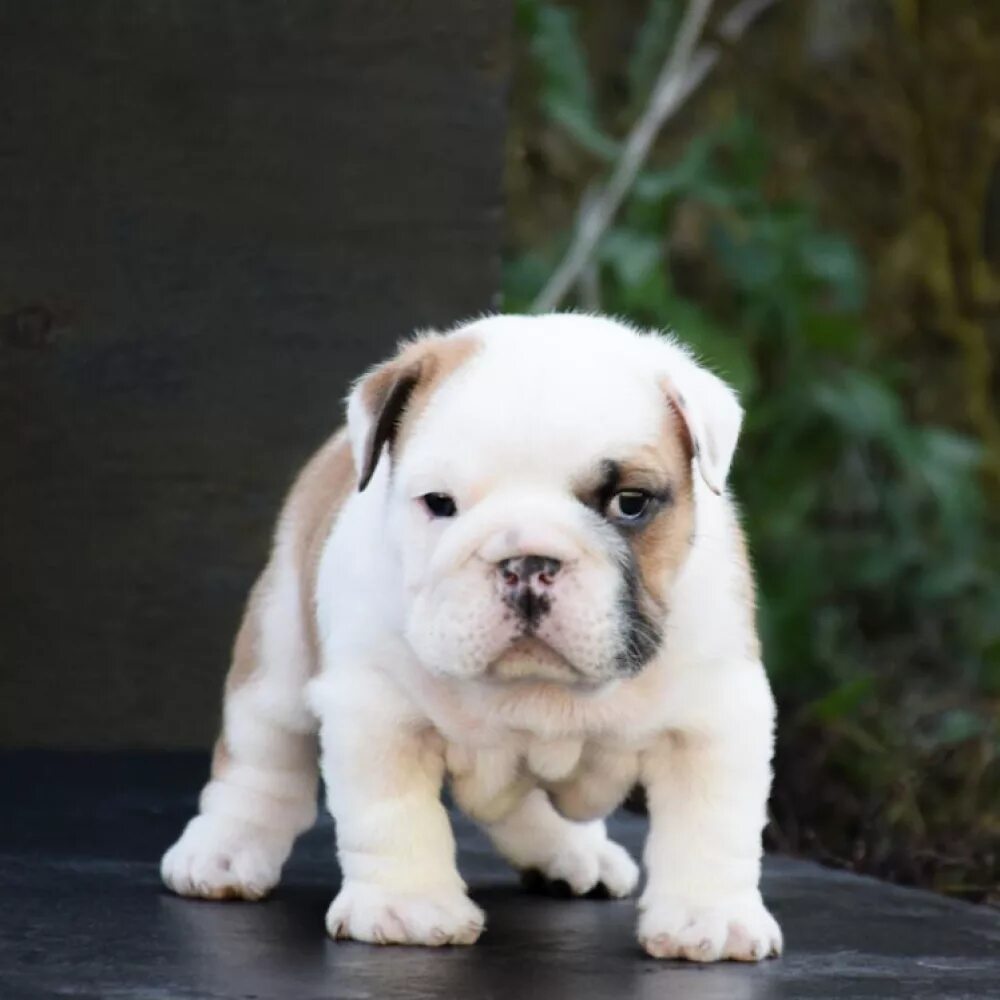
[932,709,987,747]
[627,0,681,108]
[526,2,618,159]
[909,428,983,531]
[713,114,771,191]
[917,427,982,473]
[530,3,591,110]
[633,136,715,202]
[803,676,876,724]
[800,311,863,353]
[600,229,662,288]
[913,561,982,601]
[515,0,539,31]
[980,639,1000,696]
[713,224,782,293]
[799,232,866,310]
[502,250,557,312]
[812,371,907,446]
[548,101,620,160]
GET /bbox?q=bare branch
[575,185,603,311]
[530,0,781,314]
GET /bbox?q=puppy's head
[347,315,742,687]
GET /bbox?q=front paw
[326,882,485,947]
[638,891,782,962]
[161,815,288,901]
[524,836,640,899]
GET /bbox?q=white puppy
[161,313,782,962]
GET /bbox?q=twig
[530,0,781,314]
[575,185,603,310]
[532,0,714,314]
[578,256,602,312]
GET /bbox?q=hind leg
[485,789,639,898]
[161,559,319,901]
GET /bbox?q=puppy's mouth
[485,635,584,685]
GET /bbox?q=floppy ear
[346,355,424,492]
[661,358,743,496]
[346,330,480,492]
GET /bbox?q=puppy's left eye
[607,490,653,524]
[422,492,457,518]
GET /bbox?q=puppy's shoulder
[279,429,357,591]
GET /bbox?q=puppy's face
[348,316,741,687]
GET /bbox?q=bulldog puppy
[161,313,782,962]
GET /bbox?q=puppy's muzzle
[497,554,561,629]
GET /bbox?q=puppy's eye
[607,489,653,524]
[422,492,457,518]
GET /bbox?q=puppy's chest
[444,737,638,825]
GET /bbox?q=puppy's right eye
[422,492,457,518]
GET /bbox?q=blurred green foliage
[506,0,1000,901]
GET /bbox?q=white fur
[161,314,780,961]
[488,789,640,897]
[161,515,318,900]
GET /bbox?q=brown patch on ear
[621,409,696,614]
[664,392,698,462]
[356,333,481,490]
[663,379,697,466]
[357,365,423,490]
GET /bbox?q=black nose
[498,555,563,589]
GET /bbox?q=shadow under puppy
[162,313,782,962]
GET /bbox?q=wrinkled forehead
[399,329,671,492]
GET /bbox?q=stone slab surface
[2,752,999,999]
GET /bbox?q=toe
[597,841,639,899]
[639,895,778,964]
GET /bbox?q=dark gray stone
[2,752,998,999]
[0,0,509,749]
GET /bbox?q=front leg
[316,673,484,947]
[638,667,782,962]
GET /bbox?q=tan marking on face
[619,408,696,614]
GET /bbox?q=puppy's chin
[485,636,598,687]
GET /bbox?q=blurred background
[504,0,999,903]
